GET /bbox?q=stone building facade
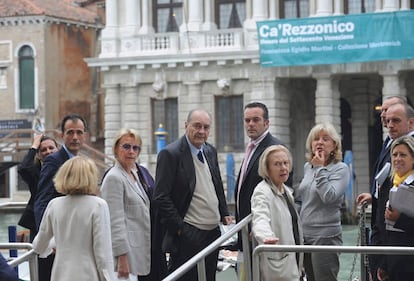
[0,0,104,197]
[86,0,414,202]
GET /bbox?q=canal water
[1,212,362,281]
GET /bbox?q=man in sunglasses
[153,109,232,281]
[34,113,87,281]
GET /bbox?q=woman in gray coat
[251,145,303,281]
[101,128,151,280]
[296,122,349,281]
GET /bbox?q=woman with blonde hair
[251,144,303,281]
[100,128,152,281]
[296,122,350,281]
[32,156,114,281]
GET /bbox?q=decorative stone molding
[217,78,230,92]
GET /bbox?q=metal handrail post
[252,244,260,281]
[196,259,207,281]
[0,243,38,281]
[8,249,39,281]
[241,223,252,281]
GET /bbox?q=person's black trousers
[169,223,221,281]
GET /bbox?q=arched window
[18,45,35,110]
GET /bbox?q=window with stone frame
[344,0,375,14]
[215,95,244,152]
[215,0,246,29]
[280,0,309,18]
[18,45,35,110]
[153,0,183,32]
[151,97,178,153]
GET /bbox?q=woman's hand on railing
[263,237,279,244]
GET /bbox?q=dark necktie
[197,150,204,163]
[282,192,300,266]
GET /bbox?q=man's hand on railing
[222,216,233,225]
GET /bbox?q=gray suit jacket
[100,161,151,276]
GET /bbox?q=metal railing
[0,242,38,281]
[162,214,253,281]
[0,202,38,281]
[252,244,414,281]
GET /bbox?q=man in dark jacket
[153,109,232,281]
[34,114,87,281]
[234,102,288,279]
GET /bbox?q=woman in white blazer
[101,128,151,280]
[251,145,304,281]
[33,156,114,281]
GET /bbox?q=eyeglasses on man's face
[120,143,141,152]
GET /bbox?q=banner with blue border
[257,10,414,67]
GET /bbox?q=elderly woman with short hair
[100,128,152,281]
[251,144,303,281]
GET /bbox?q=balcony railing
[104,28,248,58]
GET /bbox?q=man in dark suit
[34,113,87,281]
[234,102,287,279]
[153,109,232,281]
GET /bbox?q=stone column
[383,0,399,11]
[187,0,203,31]
[183,81,203,109]
[252,0,267,21]
[309,0,316,16]
[375,0,382,11]
[180,0,189,32]
[105,0,117,28]
[269,0,279,19]
[316,0,333,16]
[401,0,410,9]
[272,78,290,147]
[139,0,155,33]
[125,0,140,28]
[104,84,121,160]
[247,77,290,145]
[382,73,402,100]
[350,92,371,193]
[333,0,344,15]
[314,75,341,132]
[202,0,217,30]
[101,0,118,56]
[243,0,255,29]
[122,83,140,131]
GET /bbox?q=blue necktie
[197,151,204,163]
